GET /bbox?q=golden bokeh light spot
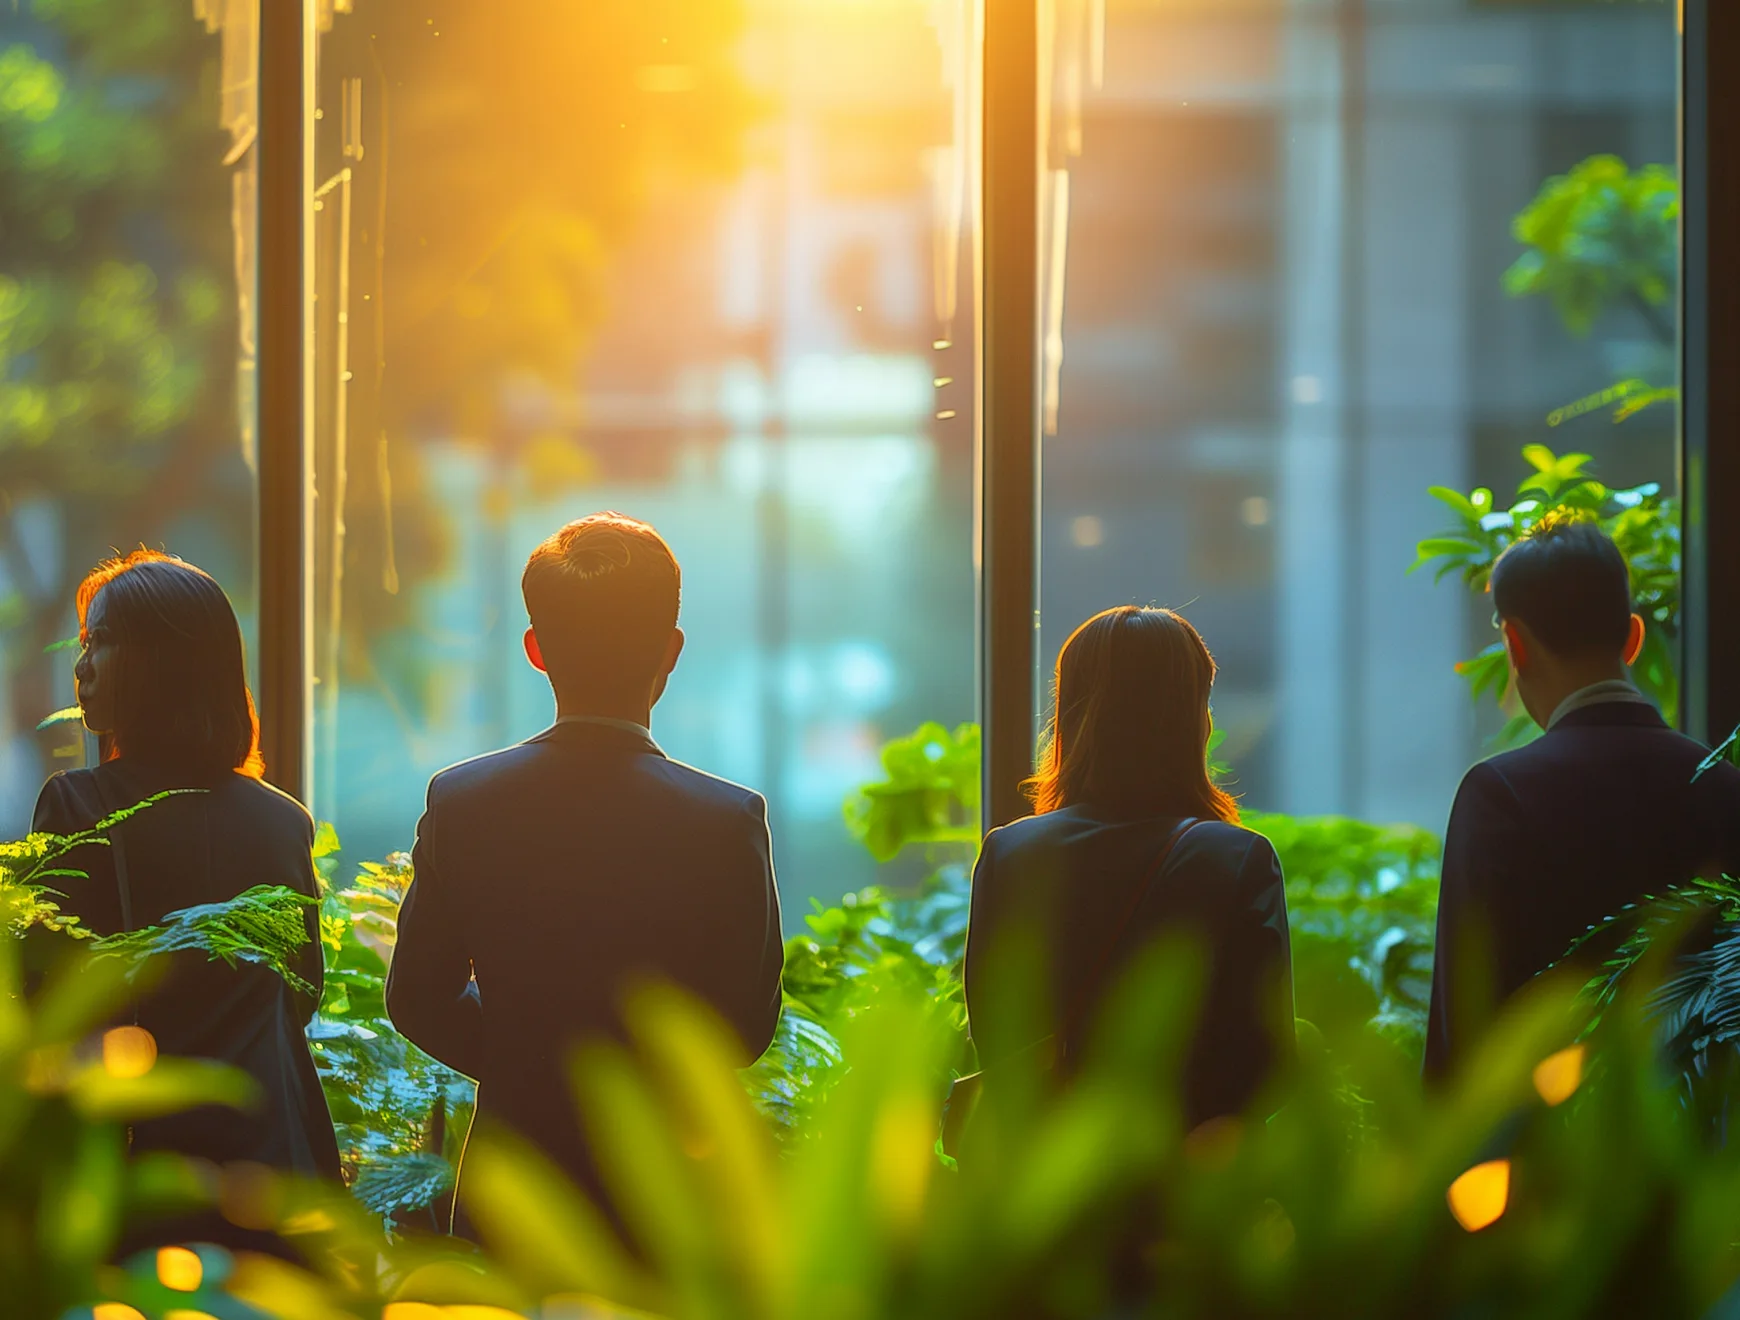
[1447,1159,1511,1232]
[164,1312,220,1320]
[102,1026,157,1080]
[1532,1043,1586,1107]
[156,1245,203,1292]
[92,1306,147,1320]
[380,1304,445,1320]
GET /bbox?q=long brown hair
[1024,606,1238,823]
[77,550,265,780]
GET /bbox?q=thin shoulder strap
[91,770,135,934]
[1060,815,1202,1052]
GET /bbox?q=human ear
[523,627,548,674]
[648,629,685,708]
[1623,613,1646,667]
[1502,619,1530,671]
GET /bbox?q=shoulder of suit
[33,767,96,826]
[237,773,317,835]
[39,766,94,798]
[645,754,766,813]
[1196,817,1270,851]
[980,809,1056,855]
[425,741,547,800]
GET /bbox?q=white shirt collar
[1546,678,1654,731]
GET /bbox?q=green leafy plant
[211,967,1740,1320]
[0,790,192,942]
[0,932,262,1320]
[752,723,979,1140]
[307,835,473,1226]
[1505,155,1678,427]
[1505,155,1677,342]
[91,884,319,996]
[1245,812,1440,1054]
[842,721,981,863]
[1412,445,1679,740]
[1574,875,1740,1127]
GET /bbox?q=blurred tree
[1504,154,1679,426]
[1504,154,1677,343]
[0,0,244,770]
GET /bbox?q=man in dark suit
[1424,518,1740,1079]
[387,511,784,1223]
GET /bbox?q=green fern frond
[0,791,208,944]
[351,1149,455,1218]
[93,884,318,996]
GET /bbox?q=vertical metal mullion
[1680,0,1740,747]
[257,0,314,802]
[980,0,1043,830]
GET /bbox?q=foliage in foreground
[60,965,1740,1320]
[6,727,1740,1318]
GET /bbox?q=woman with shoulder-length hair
[32,550,340,1229]
[963,606,1293,1128]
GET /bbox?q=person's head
[72,550,264,780]
[521,512,685,716]
[1025,606,1239,822]
[1490,515,1645,726]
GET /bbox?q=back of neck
[555,701,652,728]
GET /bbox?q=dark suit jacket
[1425,702,1740,1079]
[964,807,1293,1128]
[31,761,340,1183]
[386,720,784,1216]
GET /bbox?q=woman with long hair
[32,550,340,1241]
[963,606,1293,1128]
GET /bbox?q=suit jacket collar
[1548,701,1669,734]
[530,720,666,757]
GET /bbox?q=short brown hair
[1491,516,1633,658]
[521,512,681,698]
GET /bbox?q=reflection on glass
[1044,0,1678,828]
[310,0,979,913]
[0,1,258,825]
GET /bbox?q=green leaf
[34,707,84,731]
[312,821,342,860]
[93,884,318,996]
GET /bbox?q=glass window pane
[1043,0,1679,827]
[311,0,979,909]
[0,1,259,823]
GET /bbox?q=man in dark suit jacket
[387,512,784,1224]
[1425,519,1740,1079]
